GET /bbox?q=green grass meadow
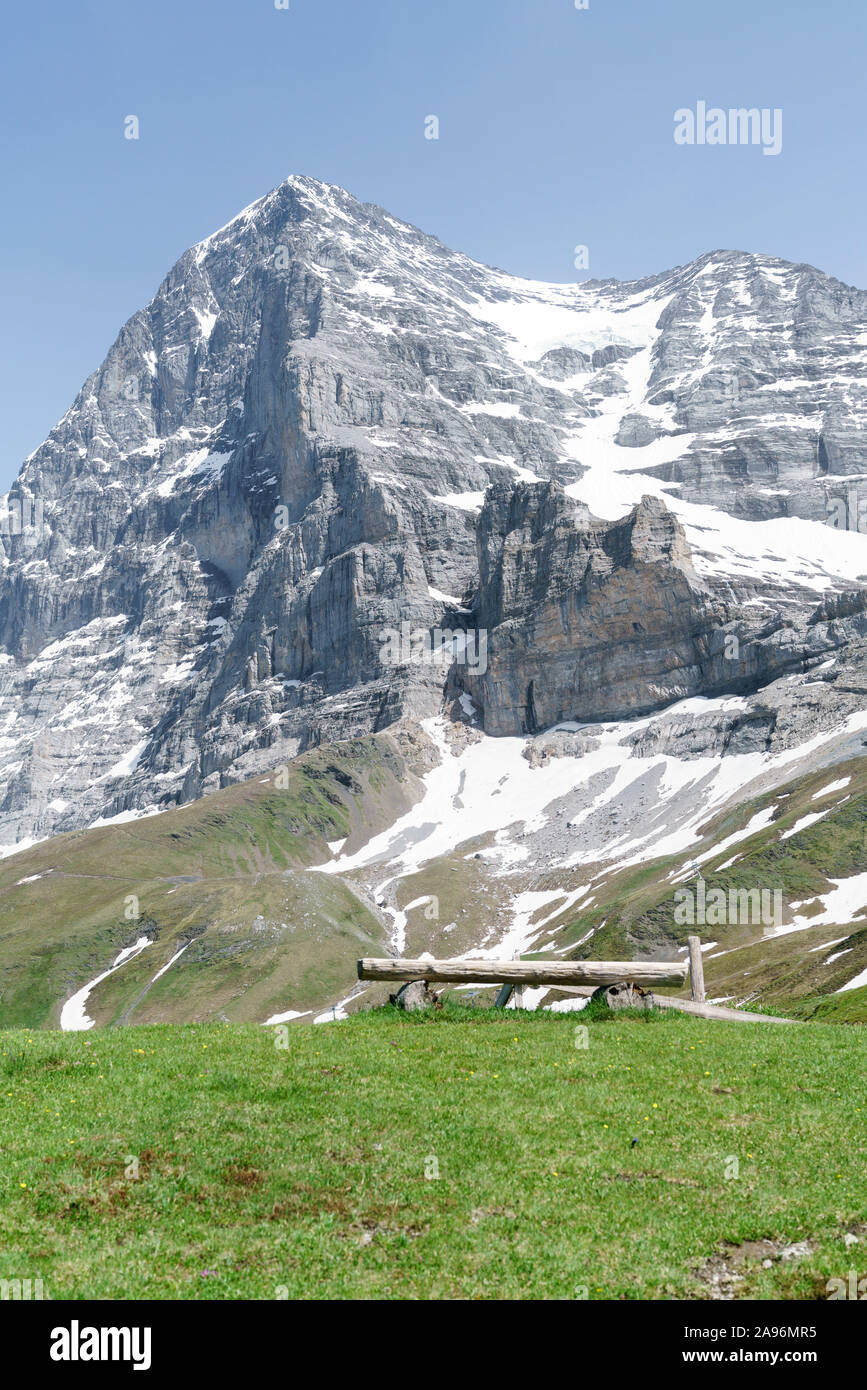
[1,1004,865,1300]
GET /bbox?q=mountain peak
[1,183,866,852]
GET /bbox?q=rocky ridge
[1,175,867,851]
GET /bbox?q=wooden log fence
[358,933,798,1024]
[358,957,688,988]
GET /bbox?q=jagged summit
[1,178,866,852]
[186,174,447,268]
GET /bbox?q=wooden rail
[552,984,797,1024]
[357,957,688,987]
[688,935,706,1003]
[359,937,798,1024]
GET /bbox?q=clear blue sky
[2,0,864,490]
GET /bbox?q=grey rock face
[615,413,666,447]
[639,251,867,522]
[464,485,725,733]
[0,177,866,848]
[461,482,867,736]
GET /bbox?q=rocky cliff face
[1,176,867,850]
[464,483,867,735]
[467,486,728,733]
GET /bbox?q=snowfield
[316,704,867,963]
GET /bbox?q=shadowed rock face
[463,483,867,736]
[1,176,867,848]
[465,485,728,733]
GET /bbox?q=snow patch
[60,936,152,1031]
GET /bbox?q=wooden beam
[357,957,688,987]
[688,935,706,1003]
[650,994,798,1024]
[548,985,797,1024]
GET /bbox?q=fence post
[512,954,525,1010]
[688,935,706,1003]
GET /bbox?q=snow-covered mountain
[2,174,867,854]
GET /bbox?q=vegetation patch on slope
[551,755,867,1020]
[0,730,432,1028]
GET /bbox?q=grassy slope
[0,731,429,1028]
[1,727,865,1028]
[347,753,867,1022]
[1,1007,865,1300]
[532,753,867,1020]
